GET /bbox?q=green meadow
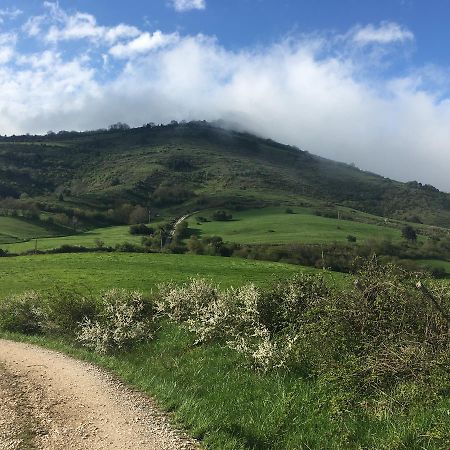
[1,224,141,253]
[191,207,404,244]
[0,216,57,245]
[0,252,314,297]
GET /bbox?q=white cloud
[0,33,16,64]
[0,7,22,23]
[3,7,450,191]
[109,31,179,58]
[170,0,206,12]
[24,2,140,44]
[352,22,414,45]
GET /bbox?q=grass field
[0,217,56,245]
[1,225,141,253]
[190,207,405,244]
[0,252,322,297]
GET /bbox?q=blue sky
[1,1,450,189]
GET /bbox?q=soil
[0,339,199,450]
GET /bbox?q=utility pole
[35,239,38,254]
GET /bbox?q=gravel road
[0,339,199,450]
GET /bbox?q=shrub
[327,259,450,388]
[157,279,219,323]
[157,274,330,371]
[129,224,154,235]
[77,289,154,354]
[0,291,46,334]
[212,210,232,221]
[157,262,450,386]
[41,287,98,336]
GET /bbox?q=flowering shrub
[0,291,46,334]
[157,265,450,385]
[77,289,153,354]
[157,275,329,371]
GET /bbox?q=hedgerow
[157,259,450,389]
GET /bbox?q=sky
[1,1,450,190]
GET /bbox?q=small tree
[129,206,148,225]
[212,210,232,221]
[402,225,417,242]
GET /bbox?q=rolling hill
[1,121,450,229]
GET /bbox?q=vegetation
[0,252,309,297]
[3,121,450,448]
[1,121,450,229]
[2,259,450,449]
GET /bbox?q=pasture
[0,252,313,297]
[1,225,140,253]
[0,217,56,245]
[190,207,405,244]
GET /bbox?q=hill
[1,121,450,229]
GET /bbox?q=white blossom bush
[224,284,301,371]
[157,278,219,323]
[157,276,328,371]
[77,289,153,354]
[0,291,47,334]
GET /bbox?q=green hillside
[1,225,139,253]
[1,121,450,229]
[0,216,61,244]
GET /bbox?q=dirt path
[0,340,199,450]
[169,212,199,238]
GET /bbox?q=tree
[108,122,130,131]
[155,224,170,250]
[212,210,232,221]
[129,206,148,225]
[402,225,417,242]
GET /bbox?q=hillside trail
[0,339,199,450]
[168,212,199,238]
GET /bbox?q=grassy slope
[1,225,140,253]
[0,217,57,244]
[191,207,405,245]
[2,123,450,227]
[0,252,327,297]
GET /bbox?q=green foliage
[212,210,233,221]
[0,291,45,334]
[129,223,153,235]
[402,225,418,242]
[41,287,98,336]
[1,121,450,230]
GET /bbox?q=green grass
[0,217,56,245]
[4,326,450,450]
[0,252,319,297]
[191,207,404,245]
[1,225,141,253]
[415,259,450,274]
